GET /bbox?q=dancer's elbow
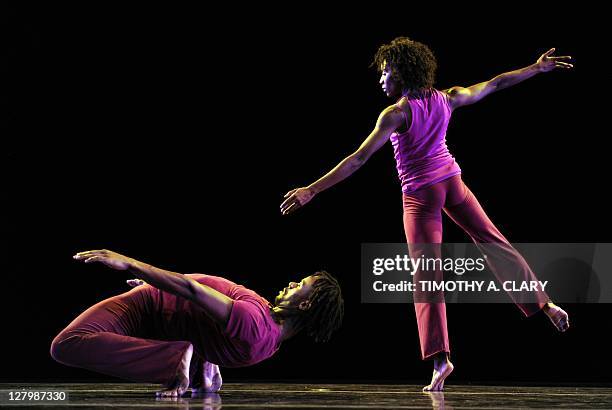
[350,152,368,169]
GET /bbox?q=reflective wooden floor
[1,383,611,408]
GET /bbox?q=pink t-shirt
[153,274,281,368]
[390,88,461,194]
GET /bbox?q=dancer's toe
[156,386,185,397]
[544,303,570,332]
[155,344,192,397]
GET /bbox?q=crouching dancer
[50,249,344,397]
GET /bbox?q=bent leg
[443,178,549,316]
[50,285,191,384]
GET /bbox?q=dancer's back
[151,273,282,367]
[391,88,461,194]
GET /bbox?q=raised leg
[443,179,550,316]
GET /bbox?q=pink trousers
[49,285,198,385]
[402,174,549,360]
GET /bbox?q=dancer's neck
[271,306,301,341]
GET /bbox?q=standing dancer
[51,249,343,397]
[280,37,571,391]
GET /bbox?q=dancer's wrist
[307,184,320,196]
[127,259,149,276]
[530,62,544,74]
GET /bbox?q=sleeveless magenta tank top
[390,88,461,194]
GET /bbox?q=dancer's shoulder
[386,100,411,133]
[378,104,407,126]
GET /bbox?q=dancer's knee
[50,333,68,364]
[50,332,81,365]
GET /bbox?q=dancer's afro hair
[372,37,437,91]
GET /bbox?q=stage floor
[1,383,611,408]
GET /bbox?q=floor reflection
[425,391,449,409]
[1,383,610,409]
[155,392,221,409]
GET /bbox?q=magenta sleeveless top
[390,88,461,194]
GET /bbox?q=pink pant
[50,285,197,385]
[402,174,549,360]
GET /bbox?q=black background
[6,4,610,385]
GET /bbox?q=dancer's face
[379,61,402,98]
[274,275,317,309]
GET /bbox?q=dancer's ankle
[543,301,555,313]
[433,352,449,367]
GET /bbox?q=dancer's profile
[50,249,344,397]
[280,37,572,391]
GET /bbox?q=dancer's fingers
[556,62,573,69]
[281,193,300,206]
[282,202,299,215]
[76,249,107,255]
[550,56,571,60]
[280,196,294,210]
[74,251,94,259]
[281,196,301,213]
[544,47,556,56]
[74,249,108,259]
[284,188,298,198]
[84,256,103,264]
[74,252,102,260]
[74,253,93,259]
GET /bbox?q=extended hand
[280,187,315,215]
[73,249,136,271]
[535,48,573,72]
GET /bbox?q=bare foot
[192,361,223,394]
[422,356,454,392]
[156,343,193,397]
[543,302,570,332]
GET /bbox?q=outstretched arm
[74,249,233,325]
[280,105,404,215]
[444,48,573,110]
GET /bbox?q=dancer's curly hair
[372,37,437,91]
[294,270,344,343]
